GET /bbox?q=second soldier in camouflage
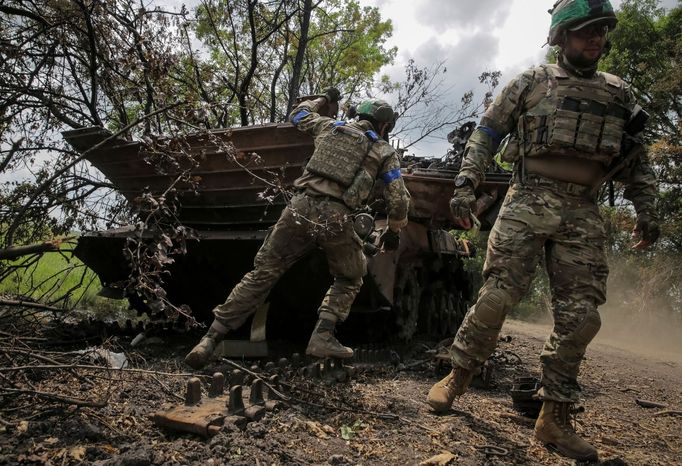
[427,0,660,462]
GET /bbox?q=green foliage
[304,0,396,100]
[600,0,681,143]
[340,419,368,440]
[598,0,682,251]
[191,0,395,126]
[0,250,128,316]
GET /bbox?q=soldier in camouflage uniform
[185,89,410,369]
[426,0,659,461]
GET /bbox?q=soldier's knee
[474,288,512,328]
[573,309,601,345]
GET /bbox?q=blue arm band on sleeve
[478,126,503,151]
[380,168,402,184]
[332,121,346,127]
[365,130,379,142]
[291,109,311,125]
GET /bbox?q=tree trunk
[286,0,313,115]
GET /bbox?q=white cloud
[364,0,679,156]
[415,0,513,31]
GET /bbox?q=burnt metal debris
[152,344,411,437]
[510,376,542,418]
[152,330,534,438]
[153,371,280,437]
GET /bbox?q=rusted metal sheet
[64,125,509,231]
[64,123,313,229]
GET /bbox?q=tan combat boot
[305,317,353,359]
[426,366,473,413]
[184,325,225,370]
[534,400,598,462]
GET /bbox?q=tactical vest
[305,122,379,209]
[517,64,630,166]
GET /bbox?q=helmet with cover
[548,0,618,46]
[356,99,398,133]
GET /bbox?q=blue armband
[365,130,379,142]
[478,126,503,151]
[332,120,346,127]
[291,109,311,126]
[380,168,402,184]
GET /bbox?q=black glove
[380,228,400,251]
[634,213,660,245]
[323,87,341,104]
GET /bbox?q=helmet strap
[378,122,390,142]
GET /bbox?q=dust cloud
[596,278,682,364]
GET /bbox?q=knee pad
[573,309,601,346]
[474,288,511,328]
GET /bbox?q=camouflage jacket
[459,62,657,217]
[289,98,410,230]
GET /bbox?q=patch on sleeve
[381,168,402,183]
[291,109,311,125]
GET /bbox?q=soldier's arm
[289,98,334,136]
[459,69,537,188]
[613,86,658,219]
[379,146,410,231]
[613,140,658,218]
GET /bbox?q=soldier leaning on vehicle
[427,0,659,462]
[185,88,410,369]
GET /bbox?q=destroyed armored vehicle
[64,115,511,346]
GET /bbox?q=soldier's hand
[323,87,341,104]
[632,214,660,250]
[449,185,476,227]
[379,228,400,251]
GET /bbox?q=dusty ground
[1,315,681,466]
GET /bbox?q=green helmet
[356,99,397,125]
[548,0,618,46]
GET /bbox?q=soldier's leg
[538,207,608,402]
[428,185,556,412]
[534,203,607,462]
[451,191,554,372]
[185,195,314,368]
[307,201,365,358]
[212,196,315,330]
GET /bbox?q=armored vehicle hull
[64,122,510,344]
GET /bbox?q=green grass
[0,245,130,318]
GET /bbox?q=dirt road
[1,318,681,465]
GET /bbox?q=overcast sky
[154,0,678,156]
[362,0,679,156]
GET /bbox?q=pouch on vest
[341,167,375,210]
[305,125,370,187]
[520,66,629,163]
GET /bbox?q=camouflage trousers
[450,175,609,402]
[212,192,366,332]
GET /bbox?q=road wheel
[393,264,423,341]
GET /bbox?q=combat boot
[426,366,473,413]
[184,324,226,370]
[534,400,598,462]
[305,317,353,359]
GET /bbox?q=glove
[632,213,660,249]
[323,87,341,104]
[449,185,476,220]
[379,228,400,251]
